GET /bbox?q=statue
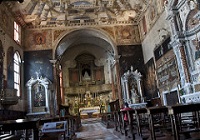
[131,87,140,103]
[83,71,91,80]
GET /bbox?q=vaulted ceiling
[9,0,149,27]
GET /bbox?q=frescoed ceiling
[6,0,149,27]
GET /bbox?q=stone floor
[4,117,200,140]
[75,118,200,140]
[75,118,121,140]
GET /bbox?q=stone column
[124,79,130,103]
[110,60,116,100]
[45,85,49,113]
[28,86,32,113]
[121,77,126,102]
[173,44,191,93]
[137,79,144,103]
[173,43,190,83]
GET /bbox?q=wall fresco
[24,30,52,51]
[115,25,141,45]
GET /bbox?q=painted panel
[24,50,53,84]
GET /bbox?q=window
[14,52,21,96]
[14,22,21,44]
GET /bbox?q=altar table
[79,106,100,118]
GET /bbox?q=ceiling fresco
[10,0,149,27]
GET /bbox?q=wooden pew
[0,118,40,140]
[113,111,124,132]
[101,99,120,128]
[147,106,170,140]
[168,103,200,140]
[134,108,148,137]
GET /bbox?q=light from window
[14,22,21,44]
[14,52,21,96]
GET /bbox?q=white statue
[131,87,140,103]
[83,71,91,80]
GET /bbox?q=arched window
[14,52,21,96]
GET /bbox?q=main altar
[65,90,110,119]
[79,106,100,119]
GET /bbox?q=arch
[54,28,117,60]
[185,9,199,31]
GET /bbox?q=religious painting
[186,9,199,31]
[54,30,66,41]
[25,30,52,51]
[33,83,46,107]
[69,69,79,84]
[115,25,140,45]
[118,45,145,77]
[143,58,157,100]
[34,33,46,45]
[24,50,53,84]
[101,27,115,40]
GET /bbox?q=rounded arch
[54,28,117,60]
[185,9,199,31]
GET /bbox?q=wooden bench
[147,106,170,140]
[0,118,40,140]
[134,108,148,137]
[101,99,120,128]
[168,103,200,140]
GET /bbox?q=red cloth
[121,107,133,121]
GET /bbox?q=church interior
[0,0,200,139]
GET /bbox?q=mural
[15,0,148,27]
[25,30,52,51]
[116,25,141,45]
